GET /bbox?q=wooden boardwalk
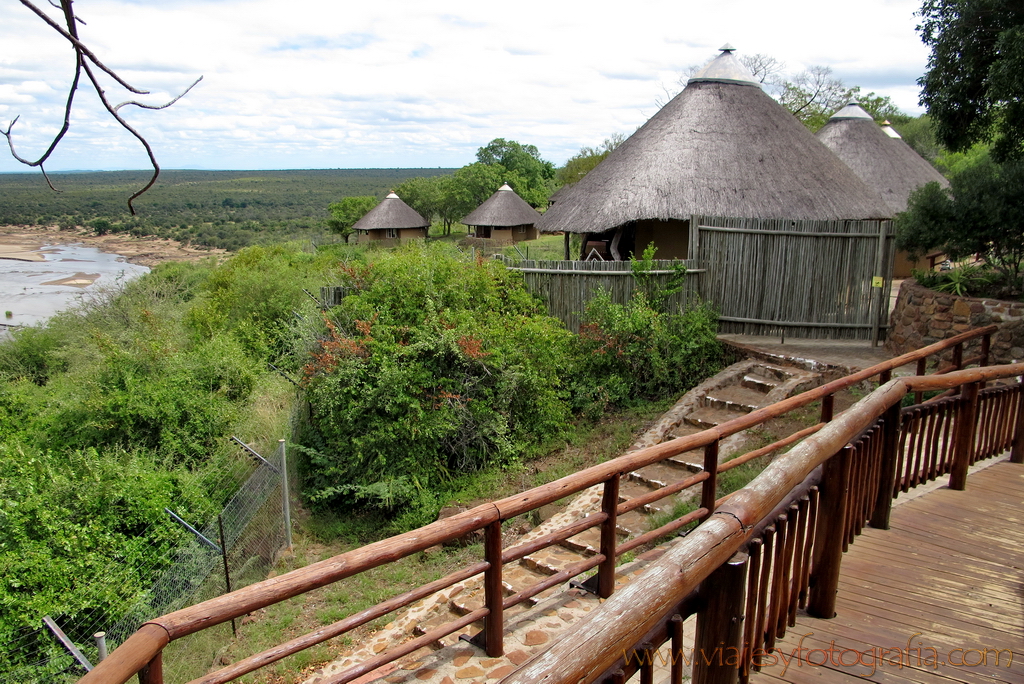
[750,459,1024,683]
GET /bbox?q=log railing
[506,362,1024,684]
[76,326,1002,684]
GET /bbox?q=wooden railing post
[808,445,851,619]
[693,551,748,684]
[138,653,163,684]
[820,393,834,423]
[1012,387,1024,465]
[915,358,927,404]
[482,520,504,656]
[701,440,719,522]
[878,369,892,387]
[949,382,980,491]
[597,475,620,599]
[870,402,903,530]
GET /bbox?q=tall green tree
[327,196,377,243]
[918,0,1024,161]
[896,156,1024,291]
[555,133,626,186]
[475,138,555,206]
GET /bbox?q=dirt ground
[0,224,227,267]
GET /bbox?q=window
[517,226,526,234]
[385,228,398,239]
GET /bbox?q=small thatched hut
[352,192,429,242]
[816,103,950,276]
[537,46,892,260]
[462,184,542,243]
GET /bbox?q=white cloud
[0,0,932,172]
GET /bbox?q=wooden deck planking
[749,459,1024,683]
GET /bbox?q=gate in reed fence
[77,327,1019,684]
[690,215,895,342]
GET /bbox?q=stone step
[560,526,604,555]
[619,480,667,515]
[629,461,695,489]
[703,384,769,412]
[412,608,480,648]
[521,544,586,576]
[502,564,562,607]
[615,509,650,537]
[684,406,748,429]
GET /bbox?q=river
[0,242,150,338]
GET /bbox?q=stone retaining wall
[886,279,1024,365]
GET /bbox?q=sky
[0,0,933,173]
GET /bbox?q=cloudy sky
[0,0,932,173]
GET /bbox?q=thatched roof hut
[462,184,542,227]
[352,192,429,231]
[537,47,892,244]
[816,103,949,215]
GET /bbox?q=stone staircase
[303,359,822,683]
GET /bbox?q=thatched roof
[352,192,429,231]
[537,48,892,235]
[816,103,949,214]
[462,184,542,227]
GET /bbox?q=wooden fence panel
[690,215,895,340]
[494,257,702,332]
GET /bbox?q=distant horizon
[0,167,460,175]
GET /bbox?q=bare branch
[114,76,203,113]
[18,0,149,94]
[8,0,202,213]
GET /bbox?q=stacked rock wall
[886,279,1024,365]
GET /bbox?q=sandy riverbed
[0,225,227,267]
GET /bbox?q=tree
[475,138,555,206]
[393,176,443,229]
[327,196,377,243]
[3,1,201,214]
[658,54,905,132]
[918,0,1024,162]
[896,156,1024,291]
[555,133,625,186]
[893,115,943,162]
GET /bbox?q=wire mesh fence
[1,439,291,684]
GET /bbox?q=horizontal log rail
[76,326,1002,684]
[503,362,1024,684]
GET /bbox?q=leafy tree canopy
[896,155,1024,292]
[555,133,626,186]
[327,195,377,242]
[475,138,556,206]
[918,0,1024,161]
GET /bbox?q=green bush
[574,290,724,410]
[298,244,575,512]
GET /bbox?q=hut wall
[690,215,895,340]
[633,219,690,259]
[495,256,701,333]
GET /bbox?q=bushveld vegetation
[0,238,724,678]
[0,169,454,250]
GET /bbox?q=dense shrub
[574,290,724,410]
[298,244,575,512]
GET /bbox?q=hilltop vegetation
[0,168,454,250]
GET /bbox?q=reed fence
[493,256,702,332]
[76,325,1023,684]
[690,215,895,341]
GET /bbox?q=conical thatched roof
[462,184,542,227]
[816,103,949,214]
[538,48,892,234]
[352,192,429,230]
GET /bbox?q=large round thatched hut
[816,102,950,276]
[537,47,892,260]
[353,192,429,242]
[532,46,896,340]
[462,184,542,243]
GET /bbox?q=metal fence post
[280,439,292,551]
